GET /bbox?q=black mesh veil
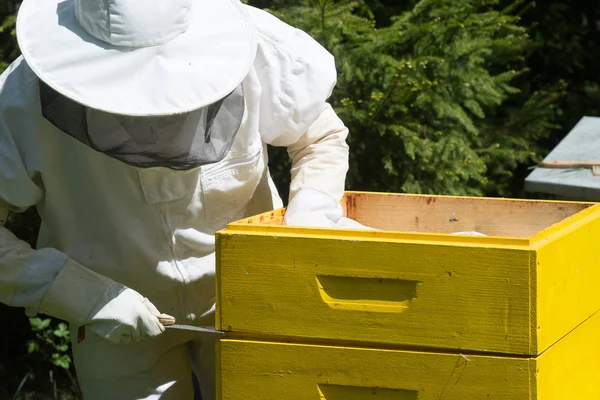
[39,80,245,170]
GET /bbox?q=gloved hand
[284,188,375,230]
[81,282,172,345]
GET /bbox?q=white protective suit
[0,7,349,400]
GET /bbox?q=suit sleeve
[0,62,114,324]
[246,6,349,203]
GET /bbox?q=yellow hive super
[215,192,600,399]
[217,309,600,399]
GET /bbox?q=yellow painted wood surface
[216,233,533,354]
[216,339,532,400]
[533,207,600,353]
[216,192,600,355]
[536,310,600,399]
[217,310,600,400]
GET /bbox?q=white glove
[284,188,375,230]
[82,282,172,345]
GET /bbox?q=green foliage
[27,317,72,370]
[0,11,18,71]
[263,0,564,199]
[504,0,600,152]
[1,305,79,400]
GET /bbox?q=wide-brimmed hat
[16,0,257,116]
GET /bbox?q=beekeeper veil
[40,80,245,170]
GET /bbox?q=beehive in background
[215,192,600,399]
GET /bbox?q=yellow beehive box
[216,307,600,399]
[215,192,600,356]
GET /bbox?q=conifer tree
[258,0,563,198]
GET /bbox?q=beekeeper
[0,0,356,398]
